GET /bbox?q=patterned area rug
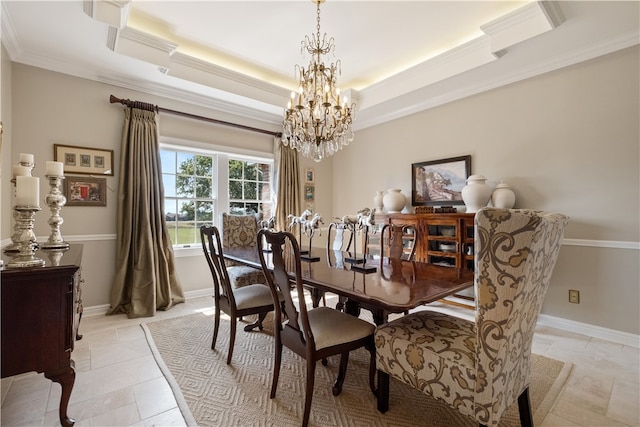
[143,311,571,427]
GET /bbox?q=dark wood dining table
[224,246,474,325]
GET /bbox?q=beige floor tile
[132,377,178,420]
[133,407,187,426]
[540,412,582,427]
[607,376,640,426]
[90,402,140,426]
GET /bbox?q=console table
[1,244,83,427]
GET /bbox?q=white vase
[373,191,384,213]
[491,181,516,209]
[383,189,406,213]
[461,175,492,213]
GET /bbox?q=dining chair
[375,208,569,427]
[220,212,267,288]
[257,229,377,427]
[379,223,418,261]
[200,225,281,365]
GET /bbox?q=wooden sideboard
[1,244,83,427]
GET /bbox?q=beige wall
[6,63,279,308]
[4,46,638,335]
[1,44,13,240]
[333,46,639,334]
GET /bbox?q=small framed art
[64,176,107,206]
[305,168,314,183]
[411,155,471,206]
[54,144,114,176]
[305,184,314,201]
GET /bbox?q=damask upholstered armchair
[375,208,569,427]
[220,213,267,288]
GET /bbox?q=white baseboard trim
[83,304,111,317]
[83,289,213,318]
[537,314,640,348]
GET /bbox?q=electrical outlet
[568,289,580,304]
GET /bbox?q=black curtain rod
[109,95,282,138]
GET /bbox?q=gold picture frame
[63,176,107,207]
[54,144,114,176]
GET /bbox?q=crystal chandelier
[281,0,355,162]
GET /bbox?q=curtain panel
[274,140,301,231]
[107,108,184,318]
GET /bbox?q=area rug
[142,312,571,427]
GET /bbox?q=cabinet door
[424,218,460,267]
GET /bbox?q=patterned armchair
[221,213,267,288]
[375,208,569,427]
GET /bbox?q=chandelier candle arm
[282,0,355,162]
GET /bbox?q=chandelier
[281,0,355,162]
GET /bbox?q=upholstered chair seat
[221,213,266,288]
[375,208,569,427]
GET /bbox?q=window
[229,159,272,218]
[161,150,216,246]
[160,145,273,248]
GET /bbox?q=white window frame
[160,137,273,257]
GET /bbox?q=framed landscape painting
[411,155,471,206]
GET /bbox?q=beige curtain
[107,107,184,318]
[274,139,301,231]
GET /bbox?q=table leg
[44,361,76,427]
[344,299,361,317]
[310,288,323,308]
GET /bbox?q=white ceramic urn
[491,181,516,209]
[461,175,492,213]
[383,189,406,213]
[373,191,384,213]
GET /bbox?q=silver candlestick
[41,174,69,250]
[6,205,45,268]
[4,160,35,253]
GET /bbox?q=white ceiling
[2,1,639,131]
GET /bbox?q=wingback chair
[375,208,569,427]
[221,212,267,288]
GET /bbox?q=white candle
[45,160,64,176]
[15,176,40,207]
[12,165,30,179]
[19,153,34,164]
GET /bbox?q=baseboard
[537,314,640,348]
[83,289,213,318]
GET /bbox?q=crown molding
[114,26,178,70]
[169,51,289,107]
[353,30,639,131]
[1,2,22,59]
[481,1,562,54]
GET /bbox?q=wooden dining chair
[375,208,569,427]
[200,225,281,365]
[379,223,417,261]
[257,229,377,427]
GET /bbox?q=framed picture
[54,144,114,176]
[305,168,314,183]
[305,184,314,201]
[411,155,471,206]
[63,176,107,206]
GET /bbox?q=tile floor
[1,296,638,427]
